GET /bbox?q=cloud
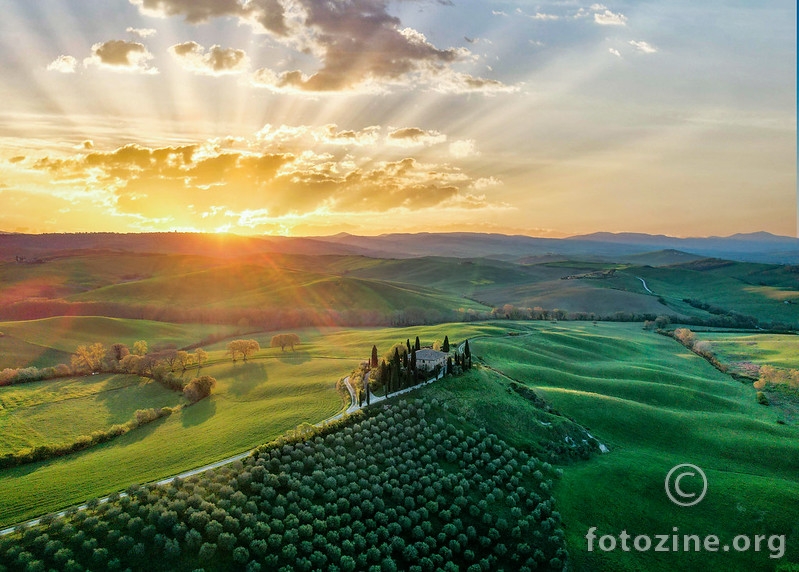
[84,40,158,73]
[313,125,381,146]
[47,55,77,73]
[133,0,508,93]
[629,40,657,54]
[127,26,157,37]
[449,139,478,159]
[575,4,627,25]
[29,125,502,226]
[531,13,560,21]
[387,127,447,147]
[593,8,627,26]
[608,48,621,57]
[169,41,249,75]
[73,140,95,151]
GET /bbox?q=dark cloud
[92,40,147,66]
[85,40,156,72]
[131,0,508,92]
[130,0,288,34]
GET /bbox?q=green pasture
[693,332,799,371]
[67,262,485,314]
[0,252,224,303]
[0,374,184,456]
[469,322,799,570]
[0,322,496,527]
[0,316,240,369]
[634,264,799,326]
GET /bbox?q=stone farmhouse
[415,348,448,372]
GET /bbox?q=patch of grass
[0,323,497,526]
[0,374,183,456]
[696,332,799,371]
[0,316,240,367]
[634,265,799,327]
[469,322,799,570]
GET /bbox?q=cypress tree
[442,336,450,353]
[415,336,421,351]
[446,356,453,375]
[464,340,471,370]
[406,339,411,354]
[371,345,378,369]
[410,349,417,372]
[390,362,399,394]
[380,360,388,393]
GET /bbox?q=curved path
[1,377,360,537]
[635,276,654,294]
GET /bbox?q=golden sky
[0,0,795,237]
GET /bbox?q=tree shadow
[276,350,312,365]
[181,398,217,427]
[224,361,269,399]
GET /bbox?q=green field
[692,332,799,371]
[2,318,798,570]
[0,316,240,369]
[0,322,494,527]
[0,374,184,456]
[634,263,799,326]
[466,322,799,570]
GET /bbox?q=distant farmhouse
[415,348,447,372]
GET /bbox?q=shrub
[184,376,217,403]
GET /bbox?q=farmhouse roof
[415,349,447,360]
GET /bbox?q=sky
[0,0,795,238]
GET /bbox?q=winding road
[636,276,654,294]
[1,362,448,536]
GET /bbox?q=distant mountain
[567,231,799,264]
[620,249,706,267]
[2,230,798,264]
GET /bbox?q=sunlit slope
[0,322,498,527]
[697,332,799,370]
[0,374,183,456]
[471,323,799,571]
[633,261,799,326]
[0,317,238,368]
[0,252,222,304]
[63,261,482,314]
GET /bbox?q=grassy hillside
[0,323,496,527]
[696,332,799,371]
[0,375,184,456]
[1,321,797,570]
[0,317,239,369]
[633,263,799,327]
[468,322,799,570]
[0,398,570,571]
[3,249,796,330]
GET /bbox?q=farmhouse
[415,348,447,372]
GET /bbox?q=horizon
[0,1,795,238]
[1,228,797,242]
